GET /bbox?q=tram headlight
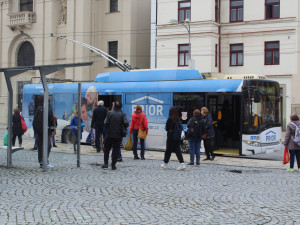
[245,140,261,147]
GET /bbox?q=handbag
[20,116,27,133]
[283,146,290,164]
[124,135,133,150]
[137,115,147,140]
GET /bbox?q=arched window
[17,41,35,66]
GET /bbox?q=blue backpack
[173,122,183,141]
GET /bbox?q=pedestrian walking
[283,114,300,171]
[186,109,205,165]
[12,108,23,147]
[70,109,84,154]
[102,102,129,170]
[91,100,107,152]
[129,105,148,160]
[32,95,55,168]
[201,107,215,161]
[161,106,185,171]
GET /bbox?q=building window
[215,0,219,22]
[108,41,118,67]
[215,44,218,67]
[110,0,118,12]
[178,44,190,66]
[230,0,243,22]
[20,0,33,12]
[17,41,35,66]
[230,44,243,66]
[178,0,191,23]
[265,0,279,19]
[265,41,279,65]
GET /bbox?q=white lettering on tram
[132,105,163,116]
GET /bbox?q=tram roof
[23,79,244,94]
[94,69,203,82]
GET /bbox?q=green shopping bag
[3,131,8,146]
[124,135,133,150]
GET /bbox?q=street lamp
[169,18,191,67]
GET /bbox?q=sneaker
[102,164,108,169]
[112,165,117,170]
[187,163,194,165]
[47,164,54,168]
[196,162,200,165]
[134,156,140,160]
[141,157,145,160]
[298,169,300,172]
[53,145,57,147]
[203,158,210,161]
[287,168,294,171]
[177,164,186,171]
[161,164,168,169]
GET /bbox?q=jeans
[104,137,122,166]
[95,124,105,151]
[188,137,201,164]
[289,150,300,169]
[132,129,145,158]
[72,133,79,152]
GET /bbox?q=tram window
[173,93,204,124]
[99,95,122,111]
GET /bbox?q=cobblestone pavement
[0,147,300,225]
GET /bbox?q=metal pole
[77,83,81,167]
[40,74,49,172]
[4,74,13,168]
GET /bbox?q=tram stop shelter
[0,62,92,172]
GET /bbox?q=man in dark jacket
[33,95,55,168]
[102,102,129,170]
[91,100,108,152]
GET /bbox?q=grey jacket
[283,120,300,150]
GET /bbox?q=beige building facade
[0,0,150,124]
[152,0,300,127]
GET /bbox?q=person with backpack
[161,106,185,171]
[283,114,300,171]
[12,108,24,147]
[201,107,216,161]
[187,109,205,165]
[70,110,84,154]
[129,105,149,160]
[33,96,55,168]
[102,102,129,170]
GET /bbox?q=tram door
[99,95,122,111]
[208,94,241,155]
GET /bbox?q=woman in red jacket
[130,105,148,159]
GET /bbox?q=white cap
[98,100,104,106]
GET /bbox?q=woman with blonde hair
[129,105,148,159]
[12,108,23,147]
[201,107,215,161]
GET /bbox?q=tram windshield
[242,80,281,134]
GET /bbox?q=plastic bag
[283,146,290,164]
[124,135,133,150]
[3,131,8,146]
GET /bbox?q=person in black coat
[161,106,185,171]
[201,107,216,161]
[12,108,23,147]
[91,100,108,152]
[102,102,128,170]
